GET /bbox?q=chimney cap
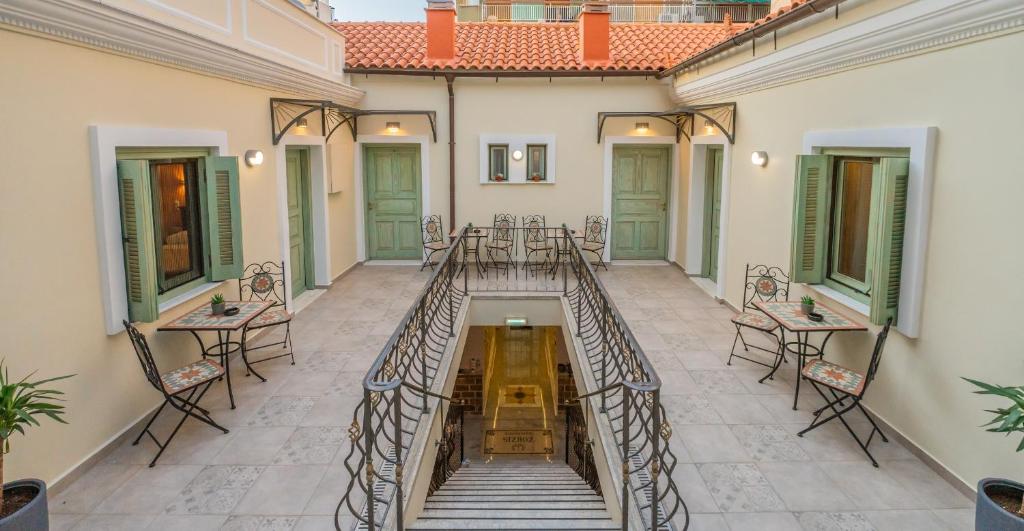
[426,0,455,9]
[582,1,610,13]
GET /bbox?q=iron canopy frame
[270,98,438,145]
[596,102,737,144]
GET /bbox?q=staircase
[409,461,618,530]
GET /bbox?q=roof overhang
[344,68,665,78]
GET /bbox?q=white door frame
[354,135,431,262]
[602,136,680,263]
[685,135,732,298]
[275,134,331,309]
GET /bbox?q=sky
[329,0,427,22]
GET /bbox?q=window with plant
[527,144,547,181]
[488,145,508,182]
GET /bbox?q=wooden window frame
[488,144,509,182]
[824,156,876,305]
[526,144,547,182]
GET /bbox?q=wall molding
[0,0,363,105]
[674,0,1024,103]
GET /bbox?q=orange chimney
[579,2,610,65]
[426,1,456,62]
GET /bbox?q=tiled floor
[49,265,974,531]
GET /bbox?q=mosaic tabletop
[158,300,273,331]
[754,301,867,332]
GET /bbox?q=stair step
[428,495,603,502]
[408,519,619,530]
[426,501,607,510]
[436,488,595,495]
[418,509,614,519]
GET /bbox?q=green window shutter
[869,157,909,326]
[790,154,833,284]
[117,160,159,323]
[204,156,244,280]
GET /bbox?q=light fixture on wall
[244,150,264,167]
[703,120,715,135]
[750,151,768,167]
[635,122,650,134]
[296,117,308,129]
[386,121,401,133]
[512,149,524,161]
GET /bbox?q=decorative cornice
[674,0,1024,104]
[0,0,364,105]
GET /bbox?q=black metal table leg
[220,330,236,409]
[238,327,267,383]
[759,328,787,383]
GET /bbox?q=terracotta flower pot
[0,479,48,531]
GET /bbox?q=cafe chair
[522,214,553,277]
[728,264,789,370]
[421,215,449,271]
[486,213,516,276]
[124,321,229,467]
[579,215,608,271]
[798,318,893,467]
[239,261,294,375]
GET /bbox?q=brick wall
[453,372,483,415]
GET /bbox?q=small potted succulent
[0,362,73,530]
[963,378,1024,530]
[800,295,815,315]
[530,173,542,182]
[493,173,505,182]
[210,293,226,315]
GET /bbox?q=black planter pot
[977,478,1024,531]
[0,479,48,531]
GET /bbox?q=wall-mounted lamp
[386,121,401,133]
[296,117,308,129]
[511,149,524,161]
[750,151,769,167]
[703,120,715,135]
[244,149,264,167]
[635,122,650,134]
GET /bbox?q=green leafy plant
[0,362,72,514]
[964,378,1024,515]
[210,293,225,305]
[800,295,815,305]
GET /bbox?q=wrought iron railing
[428,404,465,495]
[478,2,769,23]
[565,403,602,495]
[336,224,687,530]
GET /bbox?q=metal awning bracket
[271,98,438,145]
[596,103,736,145]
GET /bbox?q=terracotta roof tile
[332,21,748,73]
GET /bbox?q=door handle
[368,202,375,211]
[659,202,667,212]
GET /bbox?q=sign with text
[484,429,553,455]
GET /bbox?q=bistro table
[451,227,489,278]
[548,228,580,277]
[754,301,868,410]
[158,300,273,409]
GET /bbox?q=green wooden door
[702,147,724,279]
[365,145,422,260]
[611,146,670,260]
[286,148,314,297]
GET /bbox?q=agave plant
[0,362,72,514]
[211,293,225,305]
[964,377,1024,515]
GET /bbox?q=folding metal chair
[239,261,294,376]
[580,215,608,271]
[420,215,449,271]
[486,213,516,276]
[798,318,893,467]
[124,321,229,467]
[522,214,553,277]
[727,264,788,370]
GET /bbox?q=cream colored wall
[674,31,1024,488]
[350,75,678,237]
[0,29,355,484]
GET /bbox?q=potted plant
[800,295,815,315]
[493,173,505,182]
[0,362,72,530]
[211,293,226,315]
[963,378,1024,530]
[530,173,542,182]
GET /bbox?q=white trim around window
[275,134,333,309]
[89,125,228,335]
[602,136,680,265]
[353,135,431,262]
[478,134,557,184]
[802,126,938,338]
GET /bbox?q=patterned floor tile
[165,466,264,514]
[245,397,317,427]
[730,425,809,461]
[219,515,299,531]
[698,463,786,512]
[797,511,877,531]
[274,426,346,464]
[690,370,749,394]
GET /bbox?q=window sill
[157,281,223,314]
[481,180,555,185]
[807,284,870,318]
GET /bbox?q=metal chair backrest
[522,214,546,244]
[492,213,516,243]
[239,261,287,308]
[862,318,893,394]
[740,263,790,313]
[123,320,164,394]
[422,215,445,245]
[583,215,607,245]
